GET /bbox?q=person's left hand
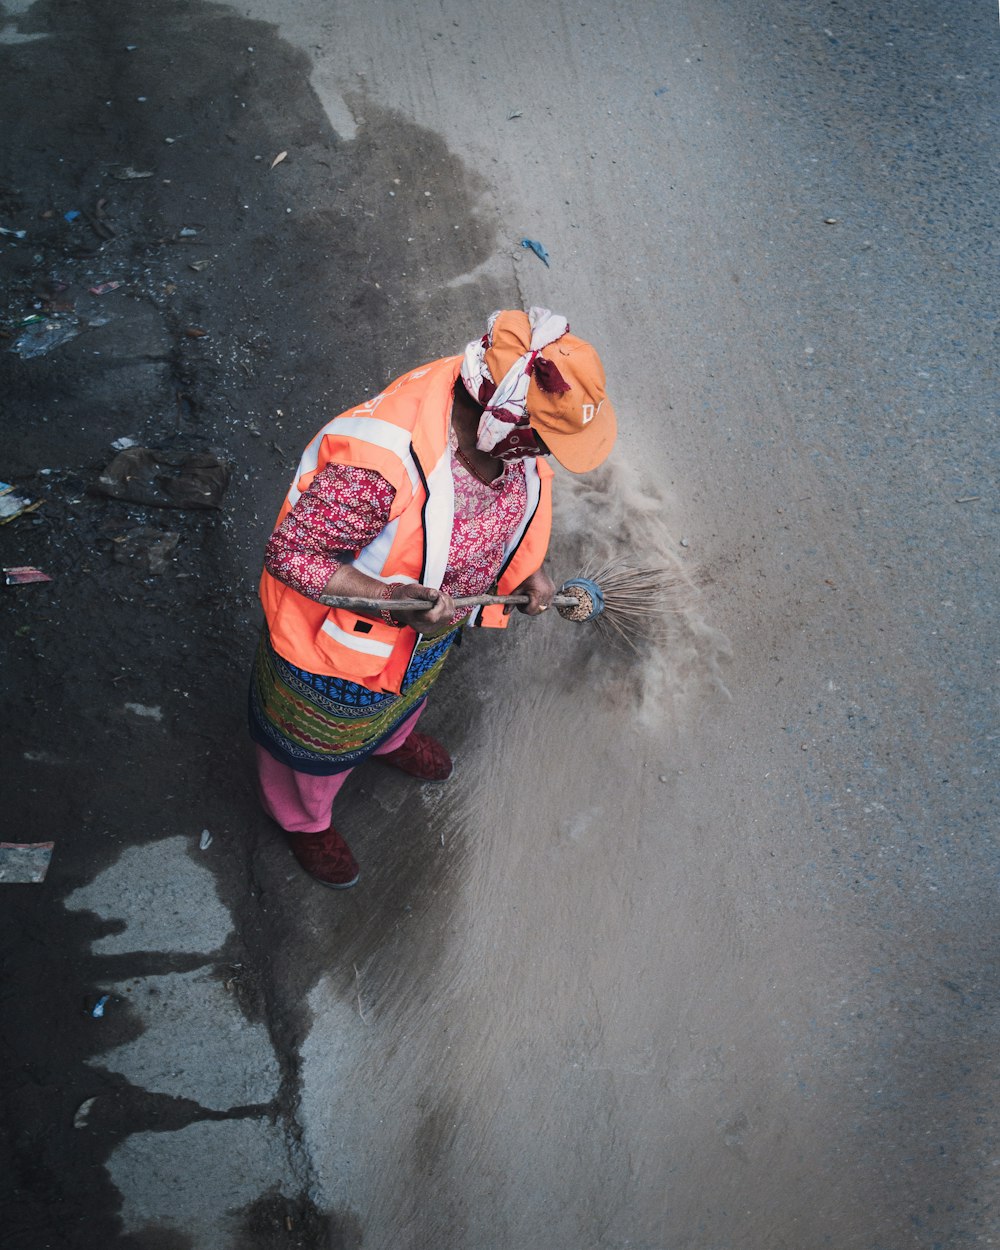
[506,566,557,616]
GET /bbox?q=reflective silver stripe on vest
[352,517,400,584]
[318,436,456,666]
[350,446,454,589]
[287,416,421,507]
[420,448,455,589]
[467,458,542,626]
[319,617,395,658]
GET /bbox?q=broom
[319,558,687,649]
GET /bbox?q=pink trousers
[255,705,424,834]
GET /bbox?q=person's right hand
[388,583,457,634]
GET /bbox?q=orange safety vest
[259,356,553,694]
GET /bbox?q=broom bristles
[576,557,691,649]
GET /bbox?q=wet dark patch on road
[1,0,511,1244]
[233,1191,348,1250]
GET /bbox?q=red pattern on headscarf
[533,356,572,394]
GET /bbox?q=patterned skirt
[249,626,459,775]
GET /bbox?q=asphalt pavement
[1,1,995,1248]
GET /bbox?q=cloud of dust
[548,455,732,729]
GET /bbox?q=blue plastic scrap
[91,995,111,1018]
[12,318,80,360]
[520,238,550,267]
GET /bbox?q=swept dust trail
[297,589,857,1247]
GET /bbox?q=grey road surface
[5,0,993,1246]
[225,1,996,1247]
[232,2,990,1250]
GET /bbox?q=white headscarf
[460,307,569,454]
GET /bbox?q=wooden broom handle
[318,592,580,612]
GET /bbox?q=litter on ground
[112,527,179,574]
[73,1098,97,1129]
[0,483,42,524]
[4,566,52,585]
[0,842,54,883]
[11,317,80,359]
[520,237,550,267]
[95,446,231,509]
[124,703,163,721]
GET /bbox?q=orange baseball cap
[485,310,617,473]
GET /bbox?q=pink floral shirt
[265,449,529,612]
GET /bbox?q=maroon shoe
[284,825,360,889]
[378,731,453,781]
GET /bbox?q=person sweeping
[250,307,617,888]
